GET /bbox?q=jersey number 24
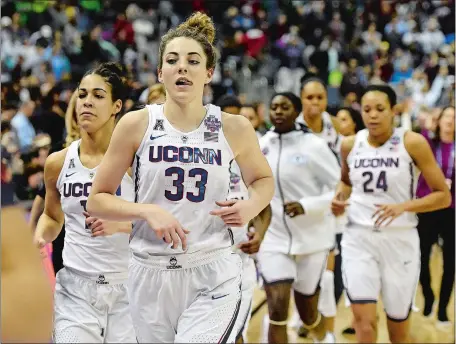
[362,171,388,193]
[165,167,208,202]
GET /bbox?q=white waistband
[131,247,232,270]
[346,224,416,232]
[65,267,128,285]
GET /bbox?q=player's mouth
[175,77,193,89]
[80,111,95,117]
[273,116,285,124]
[368,122,380,128]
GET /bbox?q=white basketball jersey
[297,111,340,153]
[347,128,418,229]
[130,104,235,255]
[57,140,133,274]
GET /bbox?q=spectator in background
[147,83,166,104]
[10,100,36,152]
[417,106,455,327]
[240,103,264,139]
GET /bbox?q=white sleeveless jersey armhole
[131,104,235,255]
[57,140,133,274]
[347,128,418,229]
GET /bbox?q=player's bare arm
[88,108,149,220]
[331,136,355,216]
[88,108,189,249]
[34,149,67,247]
[213,113,274,226]
[372,131,451,227]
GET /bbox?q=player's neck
[80,122,115,156]
[163,98,207,133]
[367,127,394,147]
[440,131,454,144]
[303,113,323,133]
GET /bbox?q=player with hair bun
[88,12,274,343]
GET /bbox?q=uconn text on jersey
[149,145,222,166]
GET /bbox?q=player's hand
[238,230,263,254]
[210,200,254,227]
[144,206,190,250]
[83,212,129,237]
[284,202,305,218]
[331,192,349,216]
[372,203,406,227]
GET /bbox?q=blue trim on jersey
[409,162,414,200]
[134,155,141,203]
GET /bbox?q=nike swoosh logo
[150,133,167,141]
[65,172,77,177]
[212,293,229,300]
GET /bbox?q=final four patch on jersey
[390,135,400,145]
[204,115,221,133]
[153,119,164,131]
[182,135,188,143]
[204,132,218,142]
[262,147,269,155]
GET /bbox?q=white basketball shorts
[53,267,135,343]
[234,253,256,341]
[342,226,420,321]
[256,250,328,296]
[128,248,243,343]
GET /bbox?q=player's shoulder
[340,135,357,157]
[118,107,150,131]
[45,148,69,179]
[221,111,251,133]
[403,130,429,156]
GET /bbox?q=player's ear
[205,68,214,84]
[157,68,163,83]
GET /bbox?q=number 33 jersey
[347,128,418,229]
[130,104,235,255]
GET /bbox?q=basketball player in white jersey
[257,92,340,344]
[87,12,274,343]
[34,63,136,343]
[331,84,451,343]
[218,97,272,343]
[296,77,341,340]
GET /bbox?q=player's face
[336,109,356,136]
[270,95,297,131]
[439,107,455,134]
[240,106,260,129]
[159,37,213,104]
[361,91,393,136]
[301,81,327,118]
[76,74,121,133]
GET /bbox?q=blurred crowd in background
[1,0,455,206]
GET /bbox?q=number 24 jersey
[347,128,419,229]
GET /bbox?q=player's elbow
[441,188,452,209]
[87,192,102,216]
